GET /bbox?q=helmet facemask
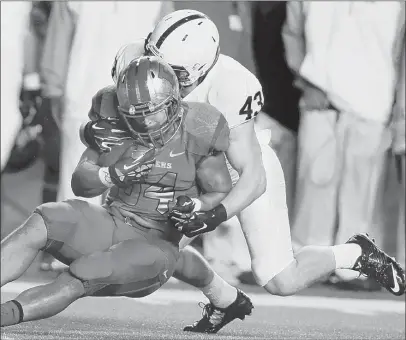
[117,96,182,149]
[170,46,220,88]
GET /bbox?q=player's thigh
[70,233,179,298]
[238,144,294,286]
[35,199,117,264]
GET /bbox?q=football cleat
[346,233,405,296]
[183,289,254,334]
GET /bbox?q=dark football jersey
[85,86,229,232]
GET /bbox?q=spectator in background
[391,40,405,269]
[1,2,32,171]
[25,2,57,204]
[251,1,301,222]
[40,1,173,206]
[283,1,405,288]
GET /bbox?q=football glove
[80,117,132,153]
[108,143,156,187]
[169,196,197,220]
[169,197,228,238]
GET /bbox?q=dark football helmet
[116,56,183,148]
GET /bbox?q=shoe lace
[359,246,394,284]
[199,302,225,326]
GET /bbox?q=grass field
[1,279,405,340]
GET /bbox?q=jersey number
[143,172,177,215]
[239,91,263,121]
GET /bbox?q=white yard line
[2,280,404,316]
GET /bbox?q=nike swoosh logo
[169,150,185,157]
[192,223,208,234]
[391,264,400,293]
[123,163,139,171]
[163,270,168,279]
[93,126,105,130]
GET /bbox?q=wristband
[191,198,202,212]
[211,204,228,225]
[98,167,114,188]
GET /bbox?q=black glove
[80,117,132,153]
[108,143,156,188]
[169,197,228,237]
[169,195,197,220]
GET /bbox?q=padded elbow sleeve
[79,122,92,148]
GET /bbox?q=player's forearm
[282,1,306,76]
[71,161,110,198]
[221,161,266,219]
[197,192,228,212]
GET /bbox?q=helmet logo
[129,105,136,115]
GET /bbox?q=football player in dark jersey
[0,56,234,327]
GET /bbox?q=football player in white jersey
[111,10,405,334]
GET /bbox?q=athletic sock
[332,244,362,269]
[1,300,24,327]
[201,272,238,309]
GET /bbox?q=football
[196,152,232,193]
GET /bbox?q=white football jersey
[184,54,264,129]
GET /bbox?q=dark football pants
[35,199,179,297]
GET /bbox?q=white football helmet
[145,9,220,87]
[111,42,145,84]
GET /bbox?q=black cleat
[346,233,405,296]
[183,289,254,334]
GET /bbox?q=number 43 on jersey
[239,91,263,120]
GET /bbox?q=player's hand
[169,196,197,221]
[300,83,329,111]
[80,118,132,153]
[108,144,156,187]
[169,203,228,238]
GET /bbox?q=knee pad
[69,252,113,281]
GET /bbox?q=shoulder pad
[88,85,119,121]
[183,102,230,156]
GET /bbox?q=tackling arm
[221,120,266,218]
[168,123,266,238]
[195,151,233,211]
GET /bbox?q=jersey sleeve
[211,113,230,152]
[183,102,230,156]
[208,66,264,129]
[87,85,118,121]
